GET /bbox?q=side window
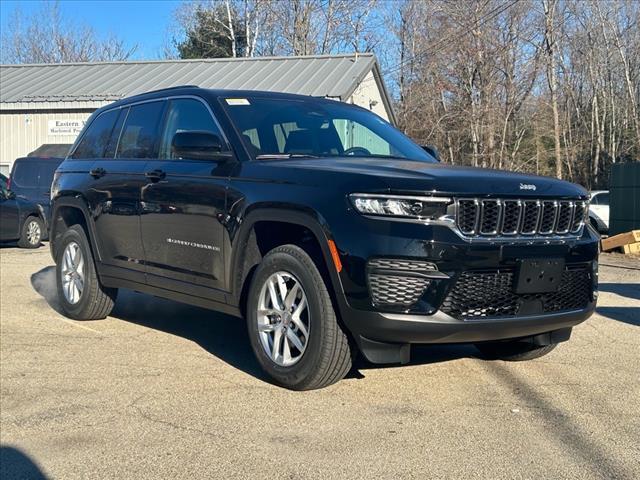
[116,101,165,159]
[597,193,609,206]
[103,108,128,159]
[159,98,226,159]
[11,162,39,187]
[71,109,119,159]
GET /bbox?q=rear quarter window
[11,161,39,187]
[72,109,120,159]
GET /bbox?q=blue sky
[0,0,183,59]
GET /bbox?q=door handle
[145,169,166,181]
[89,167,106,178]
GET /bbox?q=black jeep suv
[50,86,598,390]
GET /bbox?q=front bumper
[342,303,595,364]
[331,216,599,363]
[346,302,595,345]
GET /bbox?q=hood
[266,157,588,198]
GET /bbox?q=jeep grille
[456,198,587,238]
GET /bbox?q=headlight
[349,194,452,221]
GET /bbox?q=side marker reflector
[327,239,342,273]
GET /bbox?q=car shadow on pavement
[598,282,640,301]
[597,282,640,326]
[596,307,640,326]
[0,446,48,480]
[112,288,271,380]
[31,266,476,384]
[30,266,270,382]
[354,343,478,374]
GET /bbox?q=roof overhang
[0,54,395,122]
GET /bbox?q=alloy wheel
[26,220,41,245]
[61,241,85,304]
[257,271,310,367]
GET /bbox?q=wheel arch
[229,208,344,315]
[49,196,101,262]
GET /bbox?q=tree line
[2,0,638,188]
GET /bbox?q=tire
[246,245,353,390]
[18,216,43,248]
[55,224,117,320]
[475,341,557,361]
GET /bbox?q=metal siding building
[0,54,394,174]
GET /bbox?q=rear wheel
[246,245,353,390]
[55,225,117,320]
[18,216,43,248]
[475,340,557,361]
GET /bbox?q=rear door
[79,101,165,283]
[140,97,232,300]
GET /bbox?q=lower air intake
[440,265,591,320]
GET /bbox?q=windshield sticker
[225,98,251,106]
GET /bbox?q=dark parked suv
[50,86,598,389]
[10,152,67,223]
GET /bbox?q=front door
[140,97,232,300]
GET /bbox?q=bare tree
[1,1,136,64]
[171,0,382,58]
[542,0,564,179]
[167,0,638,188]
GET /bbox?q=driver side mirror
[172,131,233,161]
[421,145,441,161]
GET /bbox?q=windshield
[221,96,436,162]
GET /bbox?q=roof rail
[126,84,200,98]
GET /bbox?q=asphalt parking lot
[1,246,638,479]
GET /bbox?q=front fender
[227,206,345,308]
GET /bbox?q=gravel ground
[1,247,638,479]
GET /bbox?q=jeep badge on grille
[519,183,537,191]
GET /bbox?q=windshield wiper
[255,153,321,160]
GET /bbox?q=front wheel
[246,245,353,390]
[475,340,557,361]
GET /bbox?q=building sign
[48,119,86,136]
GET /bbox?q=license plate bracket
[515,258,565,294]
